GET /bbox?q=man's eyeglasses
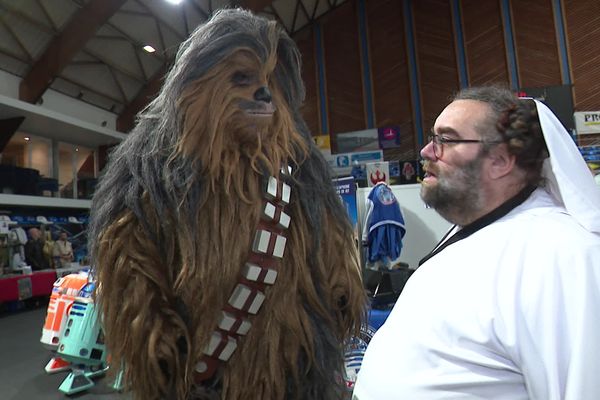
[427,134,501,159]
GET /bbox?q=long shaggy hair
[89,8,366,400]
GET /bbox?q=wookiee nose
[254,86,272,103]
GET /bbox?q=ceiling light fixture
[24,137,30,141]
[165,0,184,4]
[143,45,156,53]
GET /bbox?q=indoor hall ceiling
[0,0,347,131]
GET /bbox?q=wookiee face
[224,49,280,143]
[176,38,302,182]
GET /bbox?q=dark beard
[421,155,484,225]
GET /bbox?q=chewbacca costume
[89,9,366,400]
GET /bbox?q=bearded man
[89,9,366,400]
[354,86,600,399]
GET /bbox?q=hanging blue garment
[364,184,406,265]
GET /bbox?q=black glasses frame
[427,134,500,159]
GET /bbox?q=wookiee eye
[231,71,254,86]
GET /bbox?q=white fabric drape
[533,99,600,233]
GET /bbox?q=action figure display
[88,9,366,400]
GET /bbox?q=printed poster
[366,162,390,187]
[323,150,384,176]
[335,129,379,153]
[378,126,401,149]
[333,176,359,247]
[574,111,600,135]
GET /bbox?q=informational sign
[323,150,384,177]
[366,161,390,187]
[574,111,600,135]
[313,134,331,150]
[336,129,380,153]
[333,176,358,232]
[378,126,401,149]
[18,277,32,300]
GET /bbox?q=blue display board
[333,176,358,229]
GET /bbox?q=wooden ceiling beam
[19,0,127,104]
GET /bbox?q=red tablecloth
[0,270,57,302]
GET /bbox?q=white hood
[532,99,600,233]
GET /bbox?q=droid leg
[58,368,95,395]
[45,356,71,374]
[111,366,125,391]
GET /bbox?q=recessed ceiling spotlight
[24,137,30,141]
[165,0,183,4]
[143,45,156,53]
[75,148,79,152]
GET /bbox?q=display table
[0,270,57,302]
[55,263,89,278]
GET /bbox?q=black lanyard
[418,185,536,267]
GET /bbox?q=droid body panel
[56,281,109,395]
[57,281,106,366]
[41,271,89,349]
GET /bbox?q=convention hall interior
[0,0,599,399]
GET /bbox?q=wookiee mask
[89,8,366,400]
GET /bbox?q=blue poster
[333,176,358,233]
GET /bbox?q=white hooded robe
[353,100,600,400]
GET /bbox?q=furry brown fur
[89,9,366,400]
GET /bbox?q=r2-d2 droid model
[55,281,111,395]
[40,271,89,373]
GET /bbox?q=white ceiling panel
[114,70,146,101]
[62,64,122,100]
[86,37,144,80]
[38,0,81,30]
[0,0,344,123]
[0,20,30,61]
[0,53,28,76]
[314,0,332,20]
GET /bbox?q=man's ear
[486,145,516,180]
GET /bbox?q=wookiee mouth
[245,103,276,117]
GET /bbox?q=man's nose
[420,140,436,160]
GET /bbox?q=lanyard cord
[418,185,536,267]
